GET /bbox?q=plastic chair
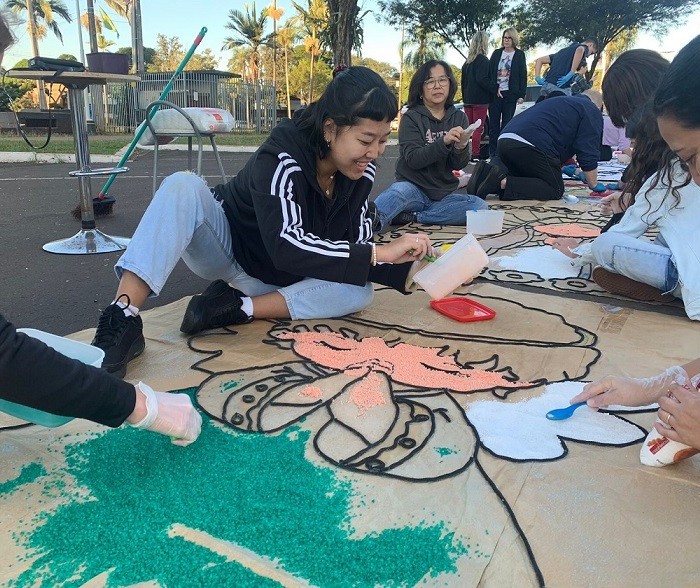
[143,100,228,195]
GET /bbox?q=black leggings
[497,139,564,201]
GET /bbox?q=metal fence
[87,71,277,134]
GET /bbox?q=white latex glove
[571,365,690,409]
[130,382,202,446]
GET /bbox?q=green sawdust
[8,389,467,587]
[435,447,458,457]
[0,463,46,495]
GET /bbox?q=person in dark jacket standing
[461,31,494,162]
[90,66,436,378]
[487,27,527,158]
[0,13,200,445]
[373,60,488,229]
[467,90,604,200]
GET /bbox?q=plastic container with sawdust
[413,233,489,300]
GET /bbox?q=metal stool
[143,100,228,195]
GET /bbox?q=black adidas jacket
[214,118,411,292]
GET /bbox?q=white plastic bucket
[0,329,105,427]
[466,210,505,235]
[413,234,489,300]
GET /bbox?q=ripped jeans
[115,172,374,320]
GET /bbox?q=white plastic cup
[413,234,489,300]
[0,329,105,427]
[466,210,505,235]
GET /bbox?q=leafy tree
[117,46,156,69]
[507,0,700,76]
[287,46,332,103]
[222,2,274,83]
[0,78,33,112]
[292,0,329,101]
[401,26,445,69]
[5,0,72,43]
[376,0,504,60]
[148,35,217,71]
[276,22,302,117]
[353,56,399,100]
[189,48,219,71]
[57,53,78,61]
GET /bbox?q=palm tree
[292,0,327,102]
[79,0,130,40]
[222,2,273,84]
[276,22,300,117]
[401,26,445,69]
[6,0,72,43]
[6,0,72,109]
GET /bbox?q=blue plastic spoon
[546,401,587,421]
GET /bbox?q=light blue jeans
[591,232,681,296]
[115,172,374,320]
[374,181,488,229]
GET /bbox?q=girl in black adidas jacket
[92,67,436,378]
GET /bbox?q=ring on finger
[666,412,673,426]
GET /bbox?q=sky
[5,0,700,71]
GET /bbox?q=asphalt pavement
[0,145,401,336]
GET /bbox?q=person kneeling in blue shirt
[467,90,604,201]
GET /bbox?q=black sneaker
[180,279,253,335]
[475,165,506,198]
[92,297,145,379]
[465,160,490,194]
[389,211,417,226]
[367,201,382,232]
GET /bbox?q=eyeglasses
[423,76,450,88]
[503,36,512,40]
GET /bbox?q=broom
[74,26,208,218]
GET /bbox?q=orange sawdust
[299,385,323,399]
[275,331,528,392]
[348,371,388,416]
[534,223,600,238]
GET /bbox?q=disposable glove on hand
[130,382,202,446]
[535,75,545,85]
[572,365,690,409]
[556,71,574,87]
[591,182,607,192]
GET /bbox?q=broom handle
[98,26,208,198]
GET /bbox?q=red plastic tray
[430,297,496,322]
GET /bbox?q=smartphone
[465,119,482,133]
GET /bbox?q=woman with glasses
[487,28,527,158]
[373,60,488,229]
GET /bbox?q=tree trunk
[284,47,291,118]
[86,0,99,53]
[327,0,358,67]
[25,0,47,109]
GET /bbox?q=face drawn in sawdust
[194,293,606,482]
[190,293,648,584]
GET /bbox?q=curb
[0,139,399,164]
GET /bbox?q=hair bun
[332,64,348,77]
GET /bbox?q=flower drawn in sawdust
[193,293,614,481]
[468,381,646,461]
